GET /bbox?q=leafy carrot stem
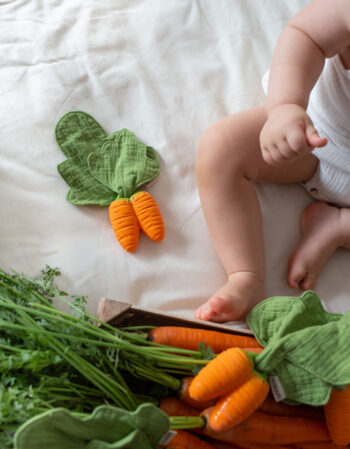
[169,416,206,430]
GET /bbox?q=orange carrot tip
[189,348,254,402]
[209,370,270,432]
[324,384,350,446]
[109,198,140,252]
[131,191,164,242]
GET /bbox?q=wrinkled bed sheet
[1,0,349,325]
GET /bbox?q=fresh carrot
[209,371,270,431]
[202,409,330,445]
[324,384,350,445]
[160,397,200,417]
[109,198,139,251]
[234,443,292,449]
[189,348,253,402]
[243,347,263,354]
[149,326,261,353]
[131,191,164,242]
[159,429,217,449]
[259,395,324,420]
[204,440,242,449]
[178,377,216,410]
[292,442,349,449]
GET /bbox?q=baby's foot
[288,202,348,290]
[194,271,265,323]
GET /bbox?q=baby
[194,0,350,323]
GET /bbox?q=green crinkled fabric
[55,111,160,205]
[14,404,169,449]
[247,290,350,405]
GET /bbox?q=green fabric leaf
[247,290,350,405]
[87,129,160,199]
[56,111,116,206]
[14,404,170,449]
[58,159,116,206]
[56,112,160,205]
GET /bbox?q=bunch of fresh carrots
[150,325,350,448]
[109,190,164,252]
[0,267,210,448]
[2,267,349,449]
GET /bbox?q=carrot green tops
[55,111,164,252]
[247,290,350,406]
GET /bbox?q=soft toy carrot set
[55,111,164,252]
[150,291,350,447]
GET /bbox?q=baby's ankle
[227,270,265,285]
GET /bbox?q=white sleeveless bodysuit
[262,54,350,207]
[302,54,350,207]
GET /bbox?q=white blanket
[1,0,348,324]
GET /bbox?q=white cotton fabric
[302,54,350,207]
[1,0,349,324]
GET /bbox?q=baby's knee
[196,123,233,180]
[196,116,250,182]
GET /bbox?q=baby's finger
[262,144,288,166]
[286,126,310,154]
[307,131,328,148]
[305,120,328,148]
[276,138,297,160]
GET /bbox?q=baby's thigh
[212,106,317,184]
[197,106,267,178]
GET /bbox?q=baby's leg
[194,106,318,322]
[288,202,350,290]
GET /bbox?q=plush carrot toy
[55,111,164,252]
[189,348,255,402]
[188,347,269,431]
[208,370,270,431]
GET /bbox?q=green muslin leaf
[87,129,160,199]
[247,290,350,405]
[14,404,170,449]
[56,111,116,206]
[56,112,160,204]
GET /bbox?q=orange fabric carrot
[202,409,330,445]
[160,396,200,417]
[160,429,217,449]
[178,377,216,410]
[324,384,350,445]
[131,191,164,242]
[209,371,270,431]
[149,326,261,353]
[259,395,324,420]
[109,198,139,252]
[189,348,253,402]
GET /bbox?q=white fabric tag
[158,430,177,446]
[269,375,287,402]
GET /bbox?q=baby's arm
[260,0,350,166]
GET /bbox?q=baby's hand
[260,104,327,166]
